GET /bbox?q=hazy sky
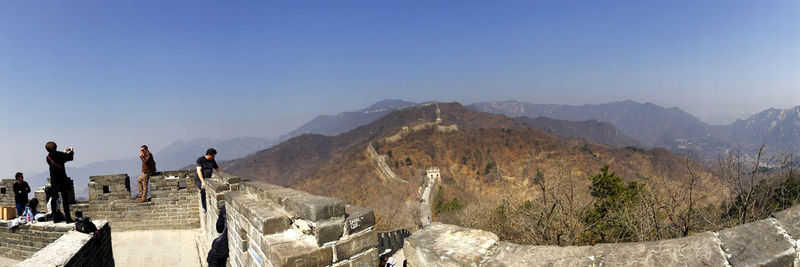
[1,1,798,175]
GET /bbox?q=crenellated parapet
[0,179,16,207]
[404,205,800,266]
[73,170,201,231]
[223,180,378,266]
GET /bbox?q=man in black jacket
[207,205,228,266]
[13,172,30,216]
[45,141,74,223]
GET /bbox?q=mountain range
[470,100,800,159]
[279,99,417,141]
[222,102,722,231]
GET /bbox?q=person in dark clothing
[45,141,74,223]
[13,172,31,216]
[137,145,156,203]
[207,205,228,266]
[195,148,220,213]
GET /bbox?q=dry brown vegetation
[224,102,800,244]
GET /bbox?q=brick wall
[224,180,378,267]
[74,170,201,231]
[17,220,114,267]
[0,179,16,207]
[0,220,73,260]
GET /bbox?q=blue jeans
[15,203,25,216]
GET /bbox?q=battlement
[200,175,378,266]
[71,170,200,231]
[0,179,17,207]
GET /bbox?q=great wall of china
[3,101,800,266]
[0,168,798,266]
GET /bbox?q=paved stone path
[0,256,20,267]
[112,229,202,267]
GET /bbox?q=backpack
[75,216,97,234]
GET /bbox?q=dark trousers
[195,179,207,212]
[15,203,25,216]
[50,186,72,222]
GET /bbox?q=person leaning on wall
[196,148,221,213]
[45,141,74,223]
[137,145,156,203]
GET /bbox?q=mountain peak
[362,99,417,111]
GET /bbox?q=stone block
[266,240,333,267]
[241,181,307,206]
[348,247,378,267]
[594,232,728,266]
[484,242,595,266]
[213,172,242,184]
[773,205,800,238]
[345,205,375,235]
[717,218,796,266]
[284,195,345,221]
[335,229,377,261]
[205,180,229,193]
[404,223,497,267]
[227,191,291,235]
[314,218,344,247]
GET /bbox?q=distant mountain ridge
[717,105,800,153]
[279,99,417,140]
[469,100,800,158]
[515,116,641,148]
[468,100,712,149]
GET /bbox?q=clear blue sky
[1,1,798,174]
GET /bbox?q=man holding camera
[45,141,74,223]
[137,145,156,203]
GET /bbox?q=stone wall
[72,170,201,231]
[218,179,378,267]
[378,229,411,256]
[0,179,16,207]
[17,220,114,267]
[404,205,800,266]
[197,172,242,266]
[0,221,74,260]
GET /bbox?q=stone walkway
[0,256,20,267]
[112,229,202,267]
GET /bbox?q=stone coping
[405,205,800,266]
[16,220,108,267]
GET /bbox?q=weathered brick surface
[345,205,375,235]
[717,218,796,266]
[241,181,305,205]
[335,229,377,262]
[225,179,377,266]
[0,179,16,207]
[283,194,345,221]
[80,171,201,231]
[313,218,344,247]
[0,221,72,260]
[17,220,113,267]
[348,247,378,267]
[266,240,333,267]
[227,191,291,235]
[407,205,800,267]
